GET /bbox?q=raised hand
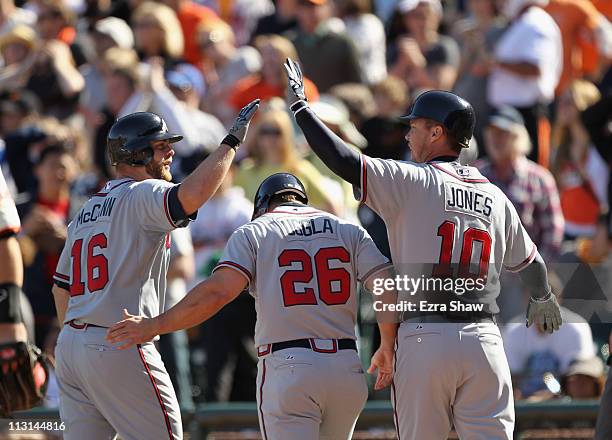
[526,292,562,334]
[283,58,307,105]
[227,98,260,145]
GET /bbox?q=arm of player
[284,59,361,187]
[364,267,398,390]
[106,267,247,349]
[177,99,260,215]
[517,252,562,334]
[51,284,70,325]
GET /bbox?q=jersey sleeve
[354,226,393,284]
[129,180,195,233]
[355,155,422,220]
[53,240,71,290]
[503,197,537,272]
[0,170,20,236]
[212,227,255,285]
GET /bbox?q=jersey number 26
[278,246,351,307]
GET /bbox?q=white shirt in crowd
[342,13,388,85]
[488,6,562,108]
[502,307,596,375]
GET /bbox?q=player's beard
[146,160,172,182]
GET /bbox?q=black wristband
[0,283,23,323]
[222,134,241,150]
[290,100,308,115]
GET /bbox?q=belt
[404,310,496,324]
[257,338,356,357]
[67,320,108,330]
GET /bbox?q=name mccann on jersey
[76,197,116,227]
[373,300,485,313]
[275,218,334,237]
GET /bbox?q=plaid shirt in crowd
[477,156,565,261]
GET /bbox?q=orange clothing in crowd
[177,1,220,66]
[545,0,600,94]
[591,0,612,20]
[228,75,320,110]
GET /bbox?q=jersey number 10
[69,233,109,296]
[433,220,492,280]
[278,246,351,307]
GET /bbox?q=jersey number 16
[69,233,109,296]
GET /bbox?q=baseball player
[0,168,48,416]
[283,58,562,439]
[106,172,397,440]
[51,100,259,440]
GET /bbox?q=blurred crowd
[1,0,611,409]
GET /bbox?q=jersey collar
[427,155,460,163]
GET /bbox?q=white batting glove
[223,98,260,150]
[283,58,307,111]
[526,291,562,334]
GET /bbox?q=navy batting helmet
[252,173,308,220]
[400,90,475,149]
[107,112,183,166]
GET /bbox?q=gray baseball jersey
[214,204,390,440]
[357,157,531,440]
[53,177,192,440]
[214,204,392,346]
[357,157,536,312]
[0,169,20,233]
[54,177,190,326]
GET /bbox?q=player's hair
[269,193,302,208]
[423,119,462,153]
[132,2,184,59]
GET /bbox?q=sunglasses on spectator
[259,126,282,136]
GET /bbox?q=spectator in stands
[132,2,184,67]
[328,83,377,130]
[288,0,361,92]
[235,103,337,213]
[0,0,35,35]
[0,24,37,92]
[90,48,140,178]
[545,0,610,95]
[551,80,609,263]
[0,90,38,139]
[502,283,597,400]
[164,62,226,180]
[452,0,506,148]
[35,0,86,66]
[198,19,261,124]
[160,0,219,66]
[335,0,387,85]
[17,145,82,347]
[225,0,274,46]
[252,0,298,38]
[228,34,319,111]
[388,0,461,92]
[479,105,564,261]
[79,17,134,116]
[0,24,84,120]
[487,0,562,167]
[561,357,606,399]
[187,164,256,402]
